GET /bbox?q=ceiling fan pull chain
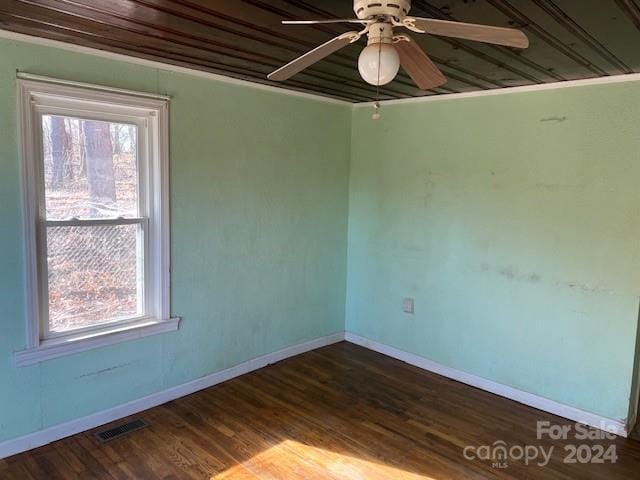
[373,38,382,121]
[372,102,381,121]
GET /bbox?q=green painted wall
[347,83,640,421]
[2,33,640,447]
[0,37,351,443]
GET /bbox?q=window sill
[14,317,181,367]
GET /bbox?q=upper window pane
[42,115,138,220]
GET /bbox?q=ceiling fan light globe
[358,43,400,86]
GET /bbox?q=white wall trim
[16,77,173,359]
[6,29,640,109]
[355,73,640,107]
[345,332,629,438]
[14,317,181,367]
[0,29,351,106]
[0,332,345,459]
[627,343,640,433]
[16,72,171,101]
[2,330,629,459]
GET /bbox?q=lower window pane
[46,224,142,334]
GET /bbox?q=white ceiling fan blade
[395,37,447,91]
[282,19,364,25]
[268,32,359,81]
[410,17,529,48]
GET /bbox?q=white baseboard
[1,330,628,459]
[345,332,628,438]
[0,332,345,459]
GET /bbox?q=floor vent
[94,418,149,443]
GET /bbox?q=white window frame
[15,74,179,366]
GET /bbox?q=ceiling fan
[268,0,529,94]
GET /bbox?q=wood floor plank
[3,342,640,479]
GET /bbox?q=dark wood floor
[2,342,640,479]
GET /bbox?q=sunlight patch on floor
[212,439,437,479]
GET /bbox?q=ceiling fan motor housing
[366,23,395,45]
[353,0,411,20]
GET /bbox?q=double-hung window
[16,76,178,366]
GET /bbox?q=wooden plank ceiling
[1,0,639,102]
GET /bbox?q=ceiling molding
[0,29,352,106]
[354,72,640,107]
[1,0,639,102]
[3,26,640,110]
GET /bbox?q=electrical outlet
[402,297,414,314]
